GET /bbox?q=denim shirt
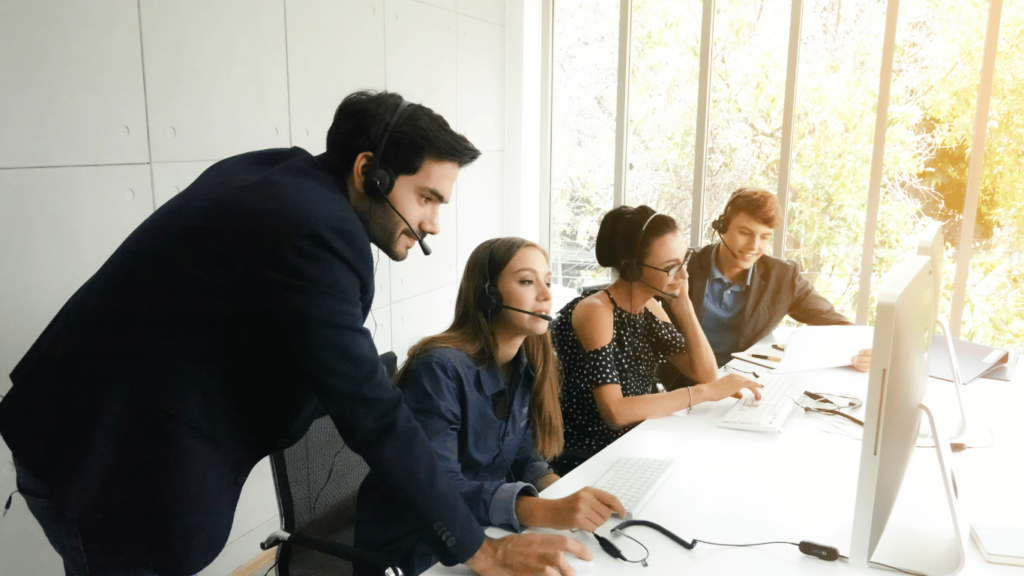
[701,245,754,366]
[401,347,553,533]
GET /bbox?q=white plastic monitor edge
[849,254,965,575]
[916,222,969,439]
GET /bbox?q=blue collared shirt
[401,347,553,533]
[701,245,754,366]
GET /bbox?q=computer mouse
[565,554,594,575]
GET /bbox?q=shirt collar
[480,346,531,395]
[710,244,754,288]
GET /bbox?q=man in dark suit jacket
[683,187,870,372]
[0,91,586,576]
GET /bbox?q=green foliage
[551,0,1023,348]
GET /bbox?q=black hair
[595,205,679,275]
[324,90,481,181]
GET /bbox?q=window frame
[541,0,1005,336]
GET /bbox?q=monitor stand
[919,319,970,440]
[869,403,966,576]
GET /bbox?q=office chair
[261,352,402,576]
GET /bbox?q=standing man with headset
[679,186,871,372]
[0,91,588,576]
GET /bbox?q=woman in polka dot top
[550,206,764,474]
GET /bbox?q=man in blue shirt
[686,187,871,371]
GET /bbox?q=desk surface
[425,340,1023,575]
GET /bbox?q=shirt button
[446,536,457,547]
[441,530,451,540]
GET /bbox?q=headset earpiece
[711,188,750,234]
[481,284,503,314]
[363,162,395,201]
[363,99,410,201]
[710,212,726,233]
[619,258,643,283]
[621,211,660,283]
[479,242,503,316]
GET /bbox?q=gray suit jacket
[685,243,852,363]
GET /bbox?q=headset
[710,191,742,260]
[619,211,662,283]
[478,241,554,322]
[363,98,432,256]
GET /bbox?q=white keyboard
[718,374,803,433]
[592,457,673,514]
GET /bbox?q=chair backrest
[270,351,399,576]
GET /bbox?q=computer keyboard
[718,374,803,433]
[592,457,673,514]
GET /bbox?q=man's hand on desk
[852,348,872,373]
[465,533,592,576]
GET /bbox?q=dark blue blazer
[0,148,483,575]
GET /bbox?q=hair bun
[595,206,634,267]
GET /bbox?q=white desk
[425,348,1023,575]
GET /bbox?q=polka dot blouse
[551,289,687,458]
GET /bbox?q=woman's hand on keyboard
[697,373,764,403]
[517,486,625,532]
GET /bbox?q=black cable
[695,538,800,549]
[594,531,649,566]
[3,490,19,517]
[791,396,865,427]
[804,391,862,410]
[803,406,865,427]
[611,520,842,563]
[368,202,378,339]
[262,559,279,576]
[838,553,926,576]
[868,560,926,575]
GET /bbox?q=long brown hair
[398,237,564,460]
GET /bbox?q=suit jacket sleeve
[403,356,538,534]
[786,260,853,326]
[252,223,485,565]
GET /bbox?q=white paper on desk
[771,325,874,374]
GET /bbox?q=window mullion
[691,0,716,247]
[775,0,805,258]
[950,0,1004,336]
[857,0,901,324]
[613,0,634,209]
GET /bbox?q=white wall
[0,1,511,574]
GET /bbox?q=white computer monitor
[916,221,970,439]
[850,253,964,574]
[917,221,943,321]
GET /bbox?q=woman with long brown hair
[355,237,624,576]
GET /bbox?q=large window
[549,0,620,290]
[547,0,1023,347]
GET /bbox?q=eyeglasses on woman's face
[643,248,695,277]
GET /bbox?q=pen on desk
[751,354,782,362]
[772,344,786,352]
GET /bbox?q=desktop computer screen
[917,221,944,322]
[850,254,937,566]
